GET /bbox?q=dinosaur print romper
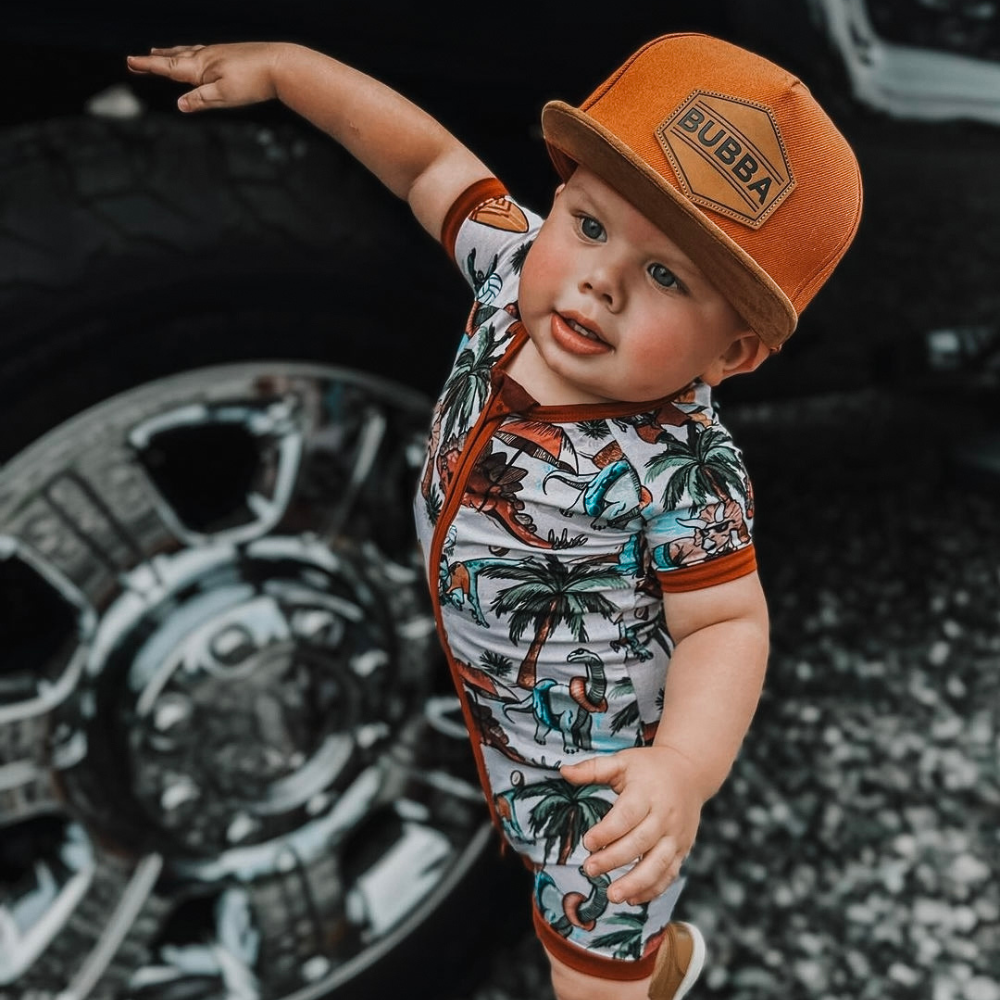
[413,178,758,977]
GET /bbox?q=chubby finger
[583,819,659,877]
[125,51,204,84]
[149,45,206,56]
[607,845,684,905]
[560,754,625,789]
[582,795,649,852]
[125,54,156,74]
[177,83,224,112]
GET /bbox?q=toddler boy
[128,32,862,1000]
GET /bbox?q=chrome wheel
[0,362,489,1000]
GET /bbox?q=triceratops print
[655,498,750,568]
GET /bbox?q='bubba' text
[676,107,773,205]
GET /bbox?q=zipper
[427,369,528,831]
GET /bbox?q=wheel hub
[59,539,396,859]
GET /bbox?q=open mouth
[563,316,604,342]
[550,313,611,356]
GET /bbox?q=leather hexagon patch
[656,91,795,228]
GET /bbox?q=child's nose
[579,263,622,310]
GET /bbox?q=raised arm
[126,42,493,241]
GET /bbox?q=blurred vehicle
[0,3,997,999]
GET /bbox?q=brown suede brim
[542,100,797,348]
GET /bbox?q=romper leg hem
[532,901,659,981]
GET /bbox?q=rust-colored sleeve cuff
[441,176,509,262]
[656,545,757,593]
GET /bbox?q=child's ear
[702,330,771,386]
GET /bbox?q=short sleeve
[442,180,543,308]
[642,422,757,593]
[442,177,511,261]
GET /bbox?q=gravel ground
[452,386,1000,1000]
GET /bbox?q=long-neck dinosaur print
[502,648,609,753]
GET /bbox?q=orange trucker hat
[542,33,863,348]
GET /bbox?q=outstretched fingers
[125,48,221,112]
[150,45,206,55]
[124,42,279,113]
[562,747,699,904]
[125,47,205,83]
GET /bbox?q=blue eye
[649,263,679,289]
[578,215,605,241]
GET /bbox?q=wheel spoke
[389,701,487,813]
[1,828,167,997]
[0,751,61,826]
[128,886,261,1000]
[55,853,164,1000]
[325,407,388,536]
[39,470,161,587]
[0,538,92,825]
[244,845,342,993]
[5,452,170,600]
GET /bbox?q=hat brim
[541,100,797,348]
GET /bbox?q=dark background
[2,4,998,999]
[6,0,1000,407]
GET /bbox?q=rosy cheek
[631,331,695,393]
[630,326,674,367]
[520,240,563,307]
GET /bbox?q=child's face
[517,166,761,405]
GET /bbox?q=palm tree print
[424,484,443,524]
[609,678,639,736]
[483,554,627,689]
[644,422,747,509]
[592,909,649,960]
[479,649,514,678]
[510,239,534,274]
[576,419,611,441]
[439,323,501,443]
[514,778,612,865]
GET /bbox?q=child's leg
[544,947,651,1000]
[543,921,705,1000]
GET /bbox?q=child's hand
[126,43,284,112]
[560,746,704,905]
